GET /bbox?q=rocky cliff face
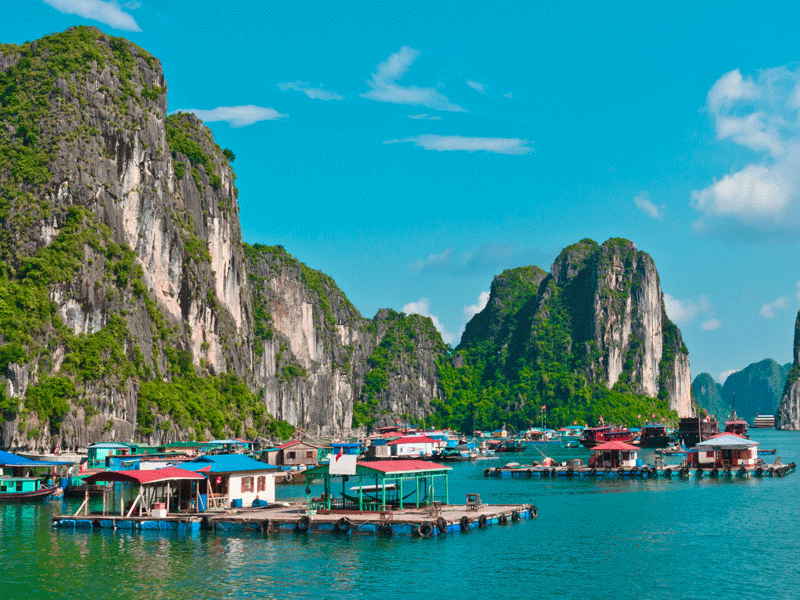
[776,311,800,430]
[0,27,446,450]
[453,238,692,425]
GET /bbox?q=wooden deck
[52,502,536,535]
[484,462,796,479]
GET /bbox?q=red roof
[592,441,639,452]
[387,436,438,446]
[360,460,451,473]
[84,467,206,485]
[707,432,748,440]
[278,441,301,449]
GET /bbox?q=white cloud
[387,134,532,155]
[43,0,141,31]
[277,81,342,101]
[175,106,287,127]
[411,242,553,276]
[634,192,663,220]
[361,46,465,112]
[692,66,800,235]
[760,296,788,319]
[664,293,720,329]
[402,298,455,345]
[467,80,485,94]
[407,114,442,120]
[719,369,737,384]
[464,291,490,321]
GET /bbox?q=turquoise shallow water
[2,429,799,600]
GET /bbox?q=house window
[242,477,253,492]
[305,451,314,459]
[287,451,296,460]
[705,451,714,458]
[257,476,265,492]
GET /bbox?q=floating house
[182,454,279,508]
[87,442,131,469]
[303,459,452,511]
[387,435,439,458]
[590,440,639,469]
[266,440,321,467]
[692,433,759,469]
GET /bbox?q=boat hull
[0,486,59,502]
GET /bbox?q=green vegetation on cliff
[432,243,677,432]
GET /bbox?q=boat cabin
[0,476,43,494]
[690,433,759,469]
[580,426,634,448]
[678,416,719,447]
[590,441,639,468]
[724,418,748,437]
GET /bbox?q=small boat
[563,440,580,449]
[724,417,748,437]
[0,477,60,502]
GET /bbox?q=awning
[84,467,205,485]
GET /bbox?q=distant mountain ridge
[692,360,791,423]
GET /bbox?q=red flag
[541,405,546,411]
[335,447,343,462]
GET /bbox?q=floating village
[0,412,794,537]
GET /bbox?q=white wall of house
[391,442,434,457]
[226,471,276,505]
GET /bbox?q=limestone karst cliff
[0,27,693,449]
[441,238,692,431]
[776,311,800,430]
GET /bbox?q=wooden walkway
[52,502,537,536]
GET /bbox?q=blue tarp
[181,454,279,473]
[0,449,73,467]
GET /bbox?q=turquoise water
[2,429,799,600]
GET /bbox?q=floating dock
[52,501,537,536]
[484,463,796,479]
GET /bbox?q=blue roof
[331,442,361,448]
[0,449,72,467]
[181,454,278,474]
[88,442,130,449]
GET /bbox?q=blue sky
[7,1,800,383]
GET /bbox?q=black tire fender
[417,522,433,537]
[296,515,311,532]
[511,510,520,521]
[531,505,538,519]
[336,517,352,533]
[436,516,447,534]
[478,514,488,528]
[459,516,470,530]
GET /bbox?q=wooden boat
[724,418,748,437]
[0,477,60,502]
[640,423,670,448]
[579,426,634,448]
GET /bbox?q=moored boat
[579,426,634,448]
[752,415,776,428]
[640,423,670,448]
[0,477,60,502]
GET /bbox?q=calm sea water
[2,429,799,600]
